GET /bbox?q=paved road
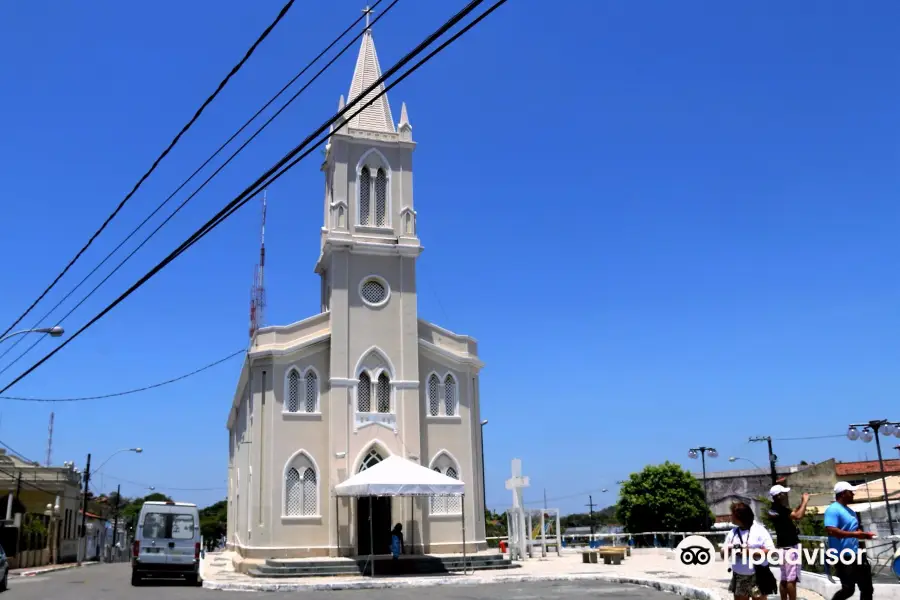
[7,563,680,599]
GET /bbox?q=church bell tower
[315,18,423,461]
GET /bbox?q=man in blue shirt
[824,482,875,600]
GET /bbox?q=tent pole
[335,495,340,557]
[369,496,375,577]
[461,493,468,575]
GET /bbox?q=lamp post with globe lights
[44,499,61,564]
[689,447,718,530]
[846,420,899,550]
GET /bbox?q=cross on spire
[362,5,374,28]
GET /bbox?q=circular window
[360,277,389,307]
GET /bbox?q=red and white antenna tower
[249,191,267,340]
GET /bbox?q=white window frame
[282,450,321,521]
[283,366,322,418]
[355,148,392,229]
[358,274,391,308]
[355,366,393,415]
[428,450,463,517]
[425,370,460,419]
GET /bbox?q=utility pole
[111,484,121,561]
[586,495,596,539]
[749,436,778,485]
[78,454,91,565]
[13,473,21,556]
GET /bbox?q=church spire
[346,15,395,134]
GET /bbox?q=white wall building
[226,23,487,563]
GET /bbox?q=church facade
[225,25,487,562]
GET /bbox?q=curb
[16,562,96,578]
[202,572,725,597]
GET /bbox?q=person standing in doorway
[391,523,404,559]
[767,485,809,600]
[824,482,875,600]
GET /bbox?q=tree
[200,500,227,551]
[120,492,173,532]
[616,462,713,533]
[484,509,507,547]
[561,505,619,531]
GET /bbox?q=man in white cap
[768,484,809,600]
[824,482,874,600]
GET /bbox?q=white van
[131,500,201,586]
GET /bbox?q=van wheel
[0,572,8,591]
[130,572,142,587]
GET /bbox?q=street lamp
[689,446,718,530]
[729,456,762,470]
[44,500,61,564]
[480,420,488,519]
[847,420,899,552]
[94,448,143,493]
[0,326,64,344]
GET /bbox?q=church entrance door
[357,496,392,555]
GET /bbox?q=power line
[0,0,506,394]
[0,439,39,465]
[0,0,395,374]
[524,486,611,506]
[0,0,295,342]
[101,472,225,493]
[0,349,244,402]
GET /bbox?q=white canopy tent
[333,456,468,575]
[334,455,466,497]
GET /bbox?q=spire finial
[362,5,373,29]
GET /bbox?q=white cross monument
[505,458,530,560]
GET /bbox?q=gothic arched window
[359,447,384,472]
[376,372,391,413]
[286,368,318,413]
[444,375,457,417]
[359,168,371,226]
[429,453,462,515]
[375,168,387,226]
[357,151,391,228]
[357,372,371,412]
[427,374,440,417]
[284,452,318,517]
[286,369,300,413]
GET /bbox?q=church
[225,22,487,564]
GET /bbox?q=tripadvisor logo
[674,535,866,571]
[676,536,716,568]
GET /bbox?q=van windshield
[141,512,196,540]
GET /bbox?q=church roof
[346,28,395,134]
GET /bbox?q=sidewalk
[11,561,99,578]
[200,548,829,598]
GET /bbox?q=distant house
[0,449,83,567]
[692,464,808,524]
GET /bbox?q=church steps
[249,554,517,577]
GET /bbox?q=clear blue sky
[1,1,899,515]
